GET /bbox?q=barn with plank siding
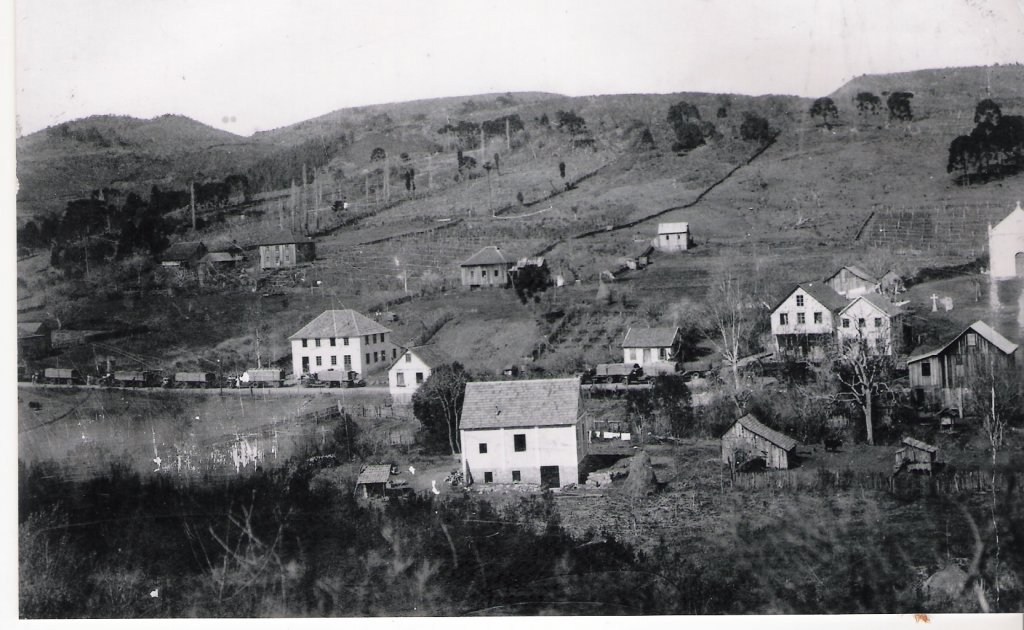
[721,413,798,470]
[259,234,316,269]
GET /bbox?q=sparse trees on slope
[886,92,914,122]
[855,92,882,115]
[412,363,470,455]
[667,101,716,152]
[739,112,774,145]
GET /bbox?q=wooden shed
[354,464,393,498]
[721,413,798,470]
[893,437,938,475]
[259,233,316,269]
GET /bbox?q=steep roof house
[259,233,316,269]
[289,309,394,378]
[770,282,849,362]
[17,321,52,359]
[460,378,587,488]
[720,413,799,470]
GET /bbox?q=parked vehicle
[173,371,216,388]
[111,370,162,387]
[42,367,83,385]
[303,370,366,388]
[243,368,286,388]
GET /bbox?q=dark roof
[200,252,244,264]
[289,310,392,340]
[729,413,798,451]
[840,292,902,317]
[826,265,879,284]
[461,246,511,267]
[902,437,938,454]
[621,326,679,348]
[773,282,849,313]
[387,345,453,371]
[461,378,581,430]
[161,241,206,261]
[356,464,392,485]
[17,321,48,337]
[908,320,1019,363]
[260,232,313,246]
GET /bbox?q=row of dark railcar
[22,367,288,389]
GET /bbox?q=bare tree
[702,275,760,392]
[831,334,897,445]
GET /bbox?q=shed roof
[356,464,392,485]
[461,378,581,430]
[729,413,798,451]
[17,321,48,337]
[990,201,1024,235]
[201,251,244,264]
[658,222,689,235]
[161,241,206,261]
[288,310,391,340]
[621,326,679,348]
[907,320,1019,363]
[461,246,511,267]
[902,437,938,454]
[387,344,453,371]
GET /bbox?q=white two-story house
[771,282,849,362]
[836,293,905,355]
[460,378,588,488]
[387,345,451,401]
[288,309,395,379]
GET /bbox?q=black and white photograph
[9,0,1024,621]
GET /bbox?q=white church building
[989,201,1024,279]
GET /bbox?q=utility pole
[190,181,196,230]
[428,154,433,190]
[480,125,485,164]
[290,179,296,231]
[506,117,511,151]
[302,163,308,233]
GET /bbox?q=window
[315,356,322,366]
[629,349,637,361]
[779,313,788,325]
[315,339,321,347]
[842,318,850,328]
[514,434,526,452]
[921,361,931,377]
[874,318,882,328]
[392,348,397,359]
[483,472,493,483]
[343,337,349,346]
[302,339,308,348]
[796,294,804,307]
[366,353,370,364]
[330,338,336,347]
[416,372,424,384]
[967,333,977,346]
[344,355,351,368]
[372,334,377,344]
[512,470,521,483]
[478,443,487,454]
[331,356,337,366]
[858,318,866,328]
[796,312,805,324]
[397,372,405,387]
[405,353,412,363]
[373,352,378,362]
[813,312,822,324]
[493,269,499,277]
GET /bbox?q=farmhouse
[289,309,395,379]
[460,378,588,488]
[907,320,1020,408]
[836,293,905,355]
[259,233,316,269]
[721,413,798,470]
[387,345,452,400]
[988,201,1024,279]
[893,437,938,475]
[17,321,51,359]
[654,222,690,252]
[460,246,513,288]
[160,241,207,268]
[824,265,880,298]
[621,326,681,366]
[770,282,848,361]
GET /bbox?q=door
[301,357,309,373]
[540,466,560,489]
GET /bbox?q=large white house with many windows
[288,309,395,378]
[770,282,849,361]
[387,345,452,401]
[835,293,905,355]
[460,378,588,488]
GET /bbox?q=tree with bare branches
[702,276,761,392]
[831,334,898,445]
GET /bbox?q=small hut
[355,464,393,498]
[893,437,938,475]
[721,413,798,470]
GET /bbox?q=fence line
[729,468,1019,498]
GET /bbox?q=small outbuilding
[200,251,246,269]
[893,437,938,475]
[354,464,394,498]
[259,233,316,269]
[654,222,690,252]
[460,246,513,288]
[17,321,52,359]
[721,413,798,470]
[160,241,208,268]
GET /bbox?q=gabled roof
[907,320,1019,363]
[621,326,679,348]
[461,246,511,267]
[902,437,938,454]
[826,265,879,284]
[840,292,902,318]
[161,241,206,261]
[17,321,48,337]
[200,252,245,264]
[729,413,798,451]
[658,222,689,235]
[773,282,849,313]
[356,464,392,485]
[260,232,313,246]
[288,309,391,340]
[387,345,453,371]
[990,201,1024,235]
[461,378,581,430]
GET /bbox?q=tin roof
[461,246,512,267]
[386,344,453,371]
[826,265,879,284]
[461,378,581,430]
[658,222,689,235]
[356,464,393,485]
[621,326,679,348]
[902,437,938,454]
[907,320,1019,363]
[730,413,798,451]
[289,310,392,340]
[773,282,849,314]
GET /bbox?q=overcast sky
[13,0,1024,137]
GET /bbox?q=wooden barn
[824,265,880,298]
[258,234,316,269]
[721,413,798,470]
[17,321,51,359]
[354,464,394,498]
[893,437,938,475]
